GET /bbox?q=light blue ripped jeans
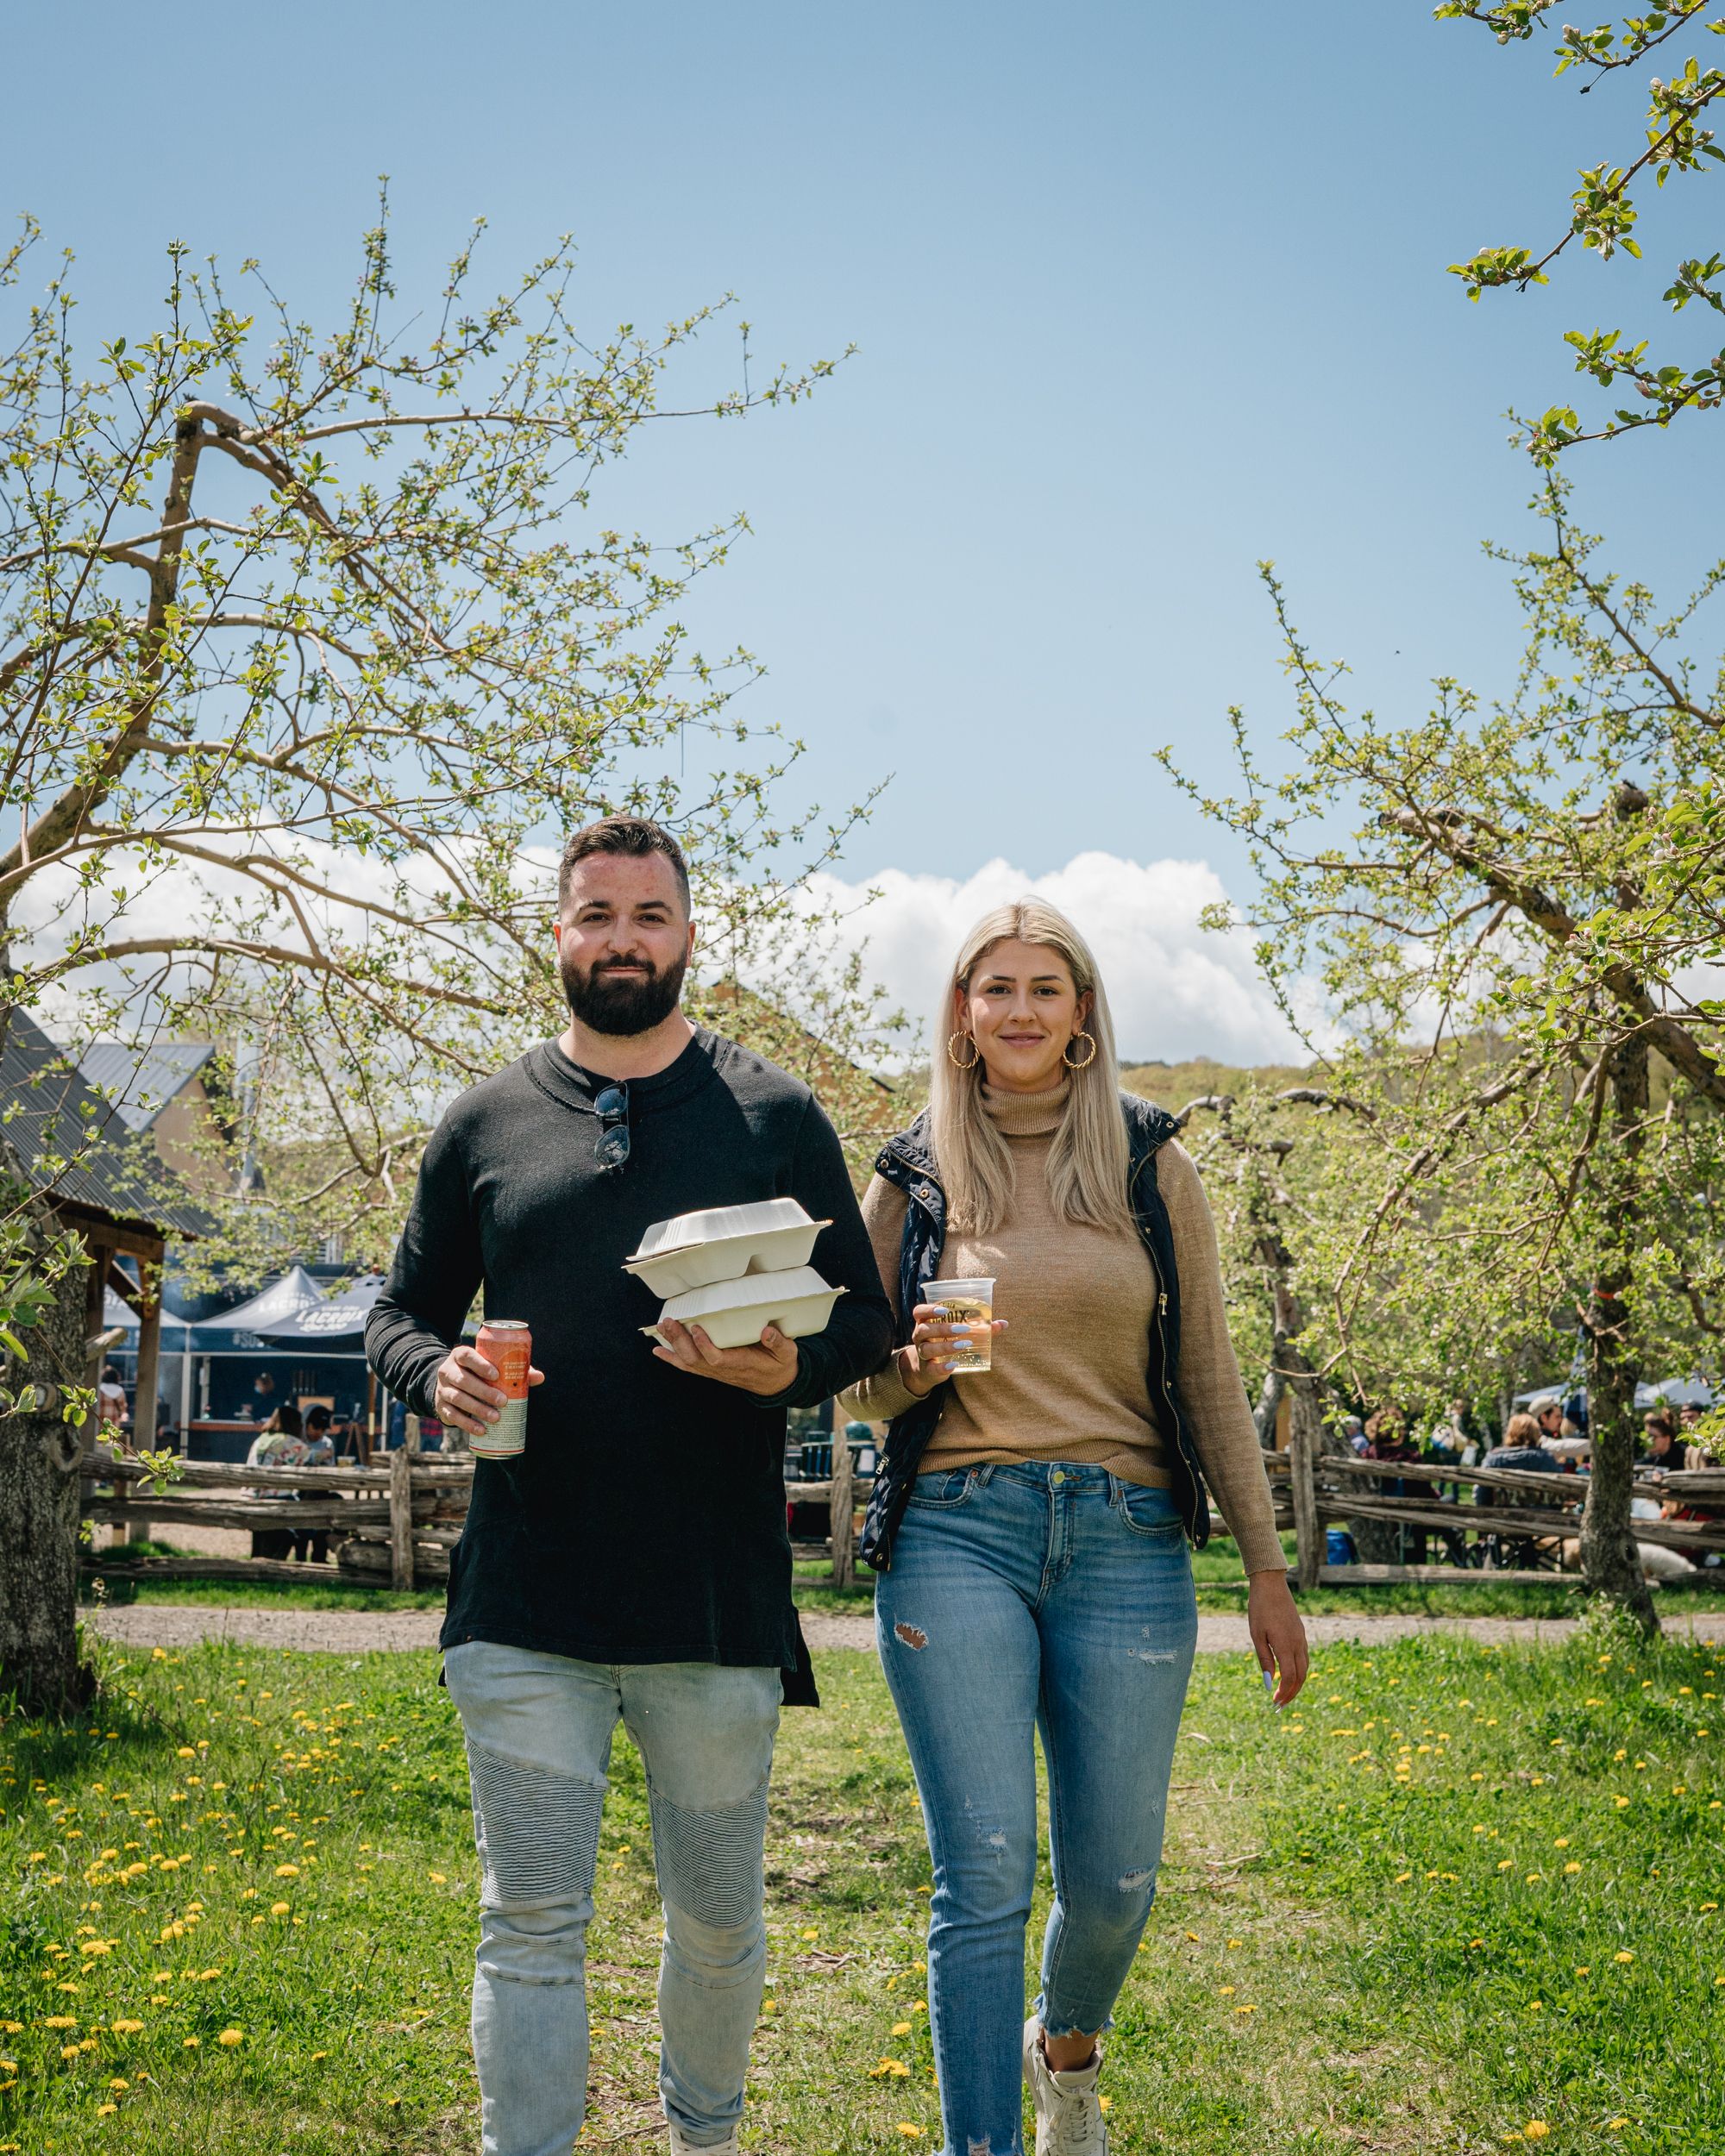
[442,1642,781,2156]
[875,1461,1198,2156]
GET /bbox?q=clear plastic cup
[931,1277,995,1373]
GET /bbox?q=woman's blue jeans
[442,1641,781,2156]
[875,1462,1198,2156]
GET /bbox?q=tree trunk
[1579,1037,1658,1630]
[1252,1361,1285,1449]
[0,1185,96,1714]
[1285,1350,1327,1587]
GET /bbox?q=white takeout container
[641,1264,846,1351]
[623,1198,831,1297]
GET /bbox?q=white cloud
[800,850,1306,1066]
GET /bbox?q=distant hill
[1119,1055,1315,1111]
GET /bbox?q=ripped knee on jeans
[893,1620,928,1650]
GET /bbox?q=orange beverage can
[474,1319,531,1457]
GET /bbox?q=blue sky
[6,2,1719,1056]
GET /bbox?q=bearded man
[367,815,893,2156]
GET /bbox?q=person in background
[1481,1412,1562,1477]
[248,1369,278,1422]
[1365,1407,1427,1564]
[97,1364,129,1433]
[1529,1393,1565,1447]
[294,1407,338,1564]
[1477,1410,1565,1569]
[246,1405,304,1559]
[1444,1398,1484,1469]
[1640,1413,1690,1476]
[1339,1413,1367,1456]
[844,897,1304,2156]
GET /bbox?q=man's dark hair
[305,1406,333,1432]
[557,816,690,913]
[1644,1413,1675,1440]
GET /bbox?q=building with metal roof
[2,1010,204,1450]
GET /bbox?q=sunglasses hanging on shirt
[593,1081,631,1171]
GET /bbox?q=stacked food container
[625,1198,844,1347]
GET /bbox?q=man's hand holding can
[435,1325,544,1450]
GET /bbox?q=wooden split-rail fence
[82,1420,875,1592]
[1273,1433,1725,1589]
[82,1427,1725,1596]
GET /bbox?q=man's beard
[561,950,688,1036]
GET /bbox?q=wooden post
[124,1269,159,1544]
[133,1252,162,1451]
[390,1416,419,1589]
[82,1236,112,1457]
[1289,1406,1322,1591]
[830,1428,855,1589]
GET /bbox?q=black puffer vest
[858,1092,1213,1571]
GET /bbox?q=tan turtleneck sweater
[842,1081,1285,1576]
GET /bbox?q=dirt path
[83,1606,1725,1657]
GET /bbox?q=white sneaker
[667,2127,738,2156]
[1023,2016,1108,2156]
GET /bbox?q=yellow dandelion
[897,2128,925,2139]
[892,2021,913,2036]
[111,2020,144,2034]
[107,2078,128,2090]
[1614,1950,1634,1964]
[1523,2127,1550,2142]
[216,2029,243,2047]
[429,1871,447,1884]
[271,1901,291,1915]
[96,2104,118,2118]
[274,1864,298,1877]
[870,2058,911,2078]
[183,2036,199,2048]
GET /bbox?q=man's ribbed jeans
[443,1642,781,2156]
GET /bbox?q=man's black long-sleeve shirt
[367,1030,894,1691]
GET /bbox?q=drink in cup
[473,1319,531,1457]
[932,1277,995,1373]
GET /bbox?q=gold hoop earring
[1063,1031,1097,1070]
[947,1031,980,1070]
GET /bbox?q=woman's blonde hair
[929,899,1132,1236]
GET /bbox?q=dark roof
[76,1040,216,1132]
[0,1012,204,1238]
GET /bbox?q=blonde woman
[848,900,1307,2156]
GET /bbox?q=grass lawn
[6,1614,1725,2151]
